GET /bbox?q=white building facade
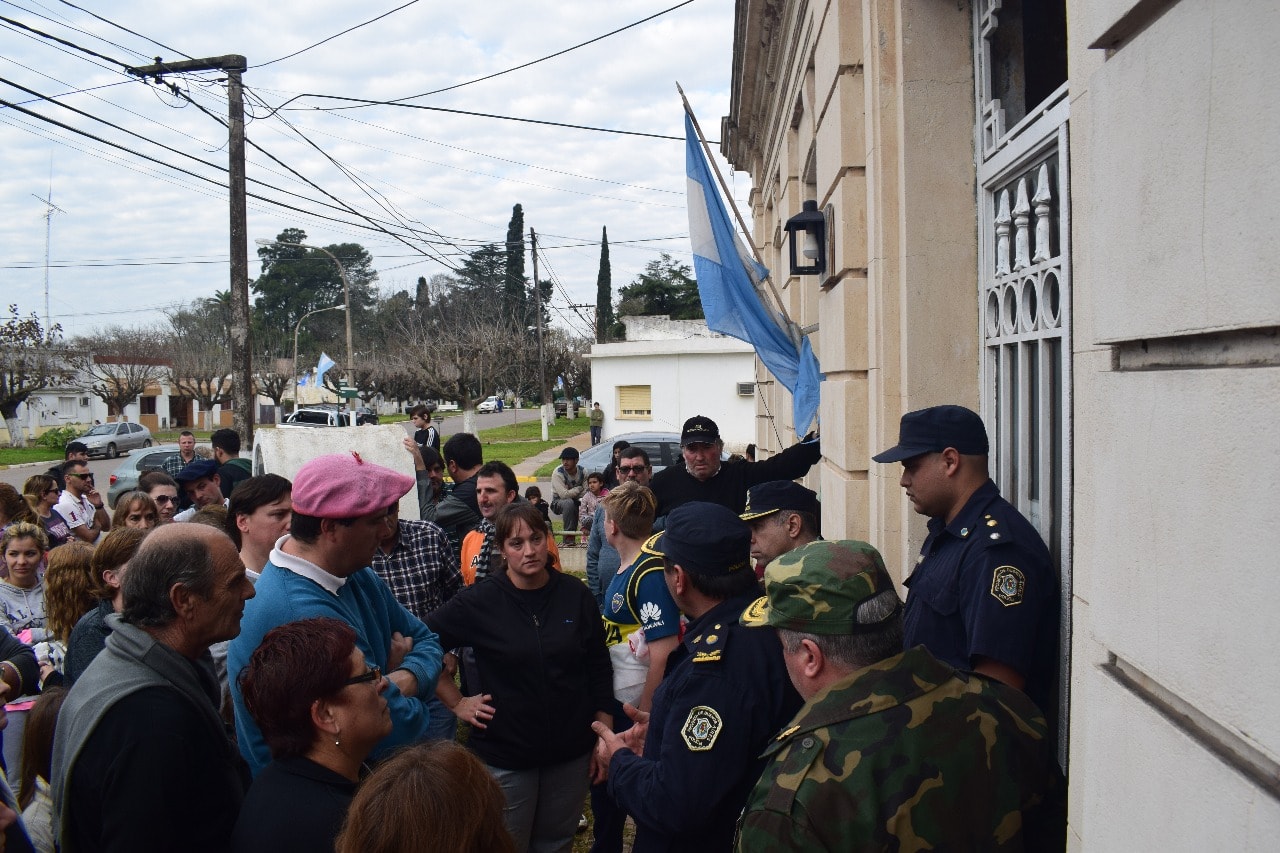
[723,0,1280,848]
[588,316,758,448]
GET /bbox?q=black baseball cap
[643,502,751,576]
[741,481,819,521]
[680,415,720,446]
[872,405,989,463]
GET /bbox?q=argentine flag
[314,352,336,386]
[684,112,822,435]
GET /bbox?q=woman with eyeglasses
[21,476,71,549]
[232,617,392,853]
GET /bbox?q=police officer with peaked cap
[591,502,802,853]
[740,480,821,577]
[873,405,1059,724]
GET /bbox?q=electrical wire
[328,0,699,104]
[2,0,152,62]
[252,0,422,68]
[0,13,133,70]
[53,0,191,60]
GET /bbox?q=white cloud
[0,0,749,338]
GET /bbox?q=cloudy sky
[0,0,747,339]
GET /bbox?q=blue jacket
[228,561,443,775]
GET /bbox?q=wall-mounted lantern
[783,200,828,276]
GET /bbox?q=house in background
[723,0,1279,848]
[588,315,758,448]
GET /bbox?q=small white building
[588,316,758,448]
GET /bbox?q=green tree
[595,226,620,342]
[252,228,378,360]
[617,254,704,320]
[504,205,527,321]
[0,305,73,447]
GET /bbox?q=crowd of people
[0,403,1066,852]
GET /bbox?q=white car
[477,396,501,413]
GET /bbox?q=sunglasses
[341,666,381,687]
[153,495,177,505]
[67,473,94,481]
[618,465,648,474]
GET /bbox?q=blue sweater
[228,562,443,775]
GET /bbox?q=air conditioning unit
[79,397,90,407]
[736,382,755,397]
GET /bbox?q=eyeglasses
[153,495,177,505]
[341,666,381,687]
[618,465,648,474]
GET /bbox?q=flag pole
[677,82,793,327]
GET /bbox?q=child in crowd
[579,473,607,538]
[525,486,551,526]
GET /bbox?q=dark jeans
[589,701,629,853]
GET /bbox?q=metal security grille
[975,0,1071,764]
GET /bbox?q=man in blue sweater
[228,451,444,775]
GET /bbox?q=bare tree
[1,305,74,447]
[166,303,231,431]
[71,326,169,417]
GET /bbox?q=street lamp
[292,304,347,409]
[256,238,356,392]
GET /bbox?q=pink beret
[292,451,413,518]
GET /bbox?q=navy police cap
[872,405,990,463]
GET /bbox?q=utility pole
[531,227,549,441]
[129,55,253,444]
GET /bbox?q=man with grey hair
[736,540,1061,852]
[51,524,255,853]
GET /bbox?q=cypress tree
[595,226,615,342]
[504,204,526,322]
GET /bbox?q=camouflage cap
[741,540,901,635]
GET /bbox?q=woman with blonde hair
[63,527,147,685]
[39,542,97,685]
[110,492,158,531]
[335,740,514,853]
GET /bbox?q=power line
[0,13,133,70]
[331,0,699,104]
[252,0,423,68]
[52,0,191,60]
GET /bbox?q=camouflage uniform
[737,540,1061,852]
[735,647,1059,852]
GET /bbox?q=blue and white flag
[314,352,336,386]
[684,112,823,435]
[297,372,310,388]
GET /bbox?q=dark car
[354,406,379,425]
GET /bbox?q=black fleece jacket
[427,568,613,770]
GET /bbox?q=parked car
[106,442,183,507]
[78,422,153,459]
[575,431,729,477]
[353,406,379,425]
[281,407,353,428]
[477,396,501,414]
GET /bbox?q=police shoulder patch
[681,705,723,751]
[990,565,1026,606]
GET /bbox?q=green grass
[0,447,61,466]
[479,417,584,443]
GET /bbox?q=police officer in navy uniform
[873,405,1059,726]
[591,502,802,853]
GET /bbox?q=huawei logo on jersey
[640,601,663,627]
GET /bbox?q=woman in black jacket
[428,502,612,853]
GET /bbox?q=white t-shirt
[55,491,95,531]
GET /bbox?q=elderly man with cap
[592,502,801,853]
[735,540,1061,852]
[740,481,821,577]
[873,404,1058,723]
[228,451,443,775]
[551,445,586,546]
[173,458,228,522]
[650,416,821,518]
